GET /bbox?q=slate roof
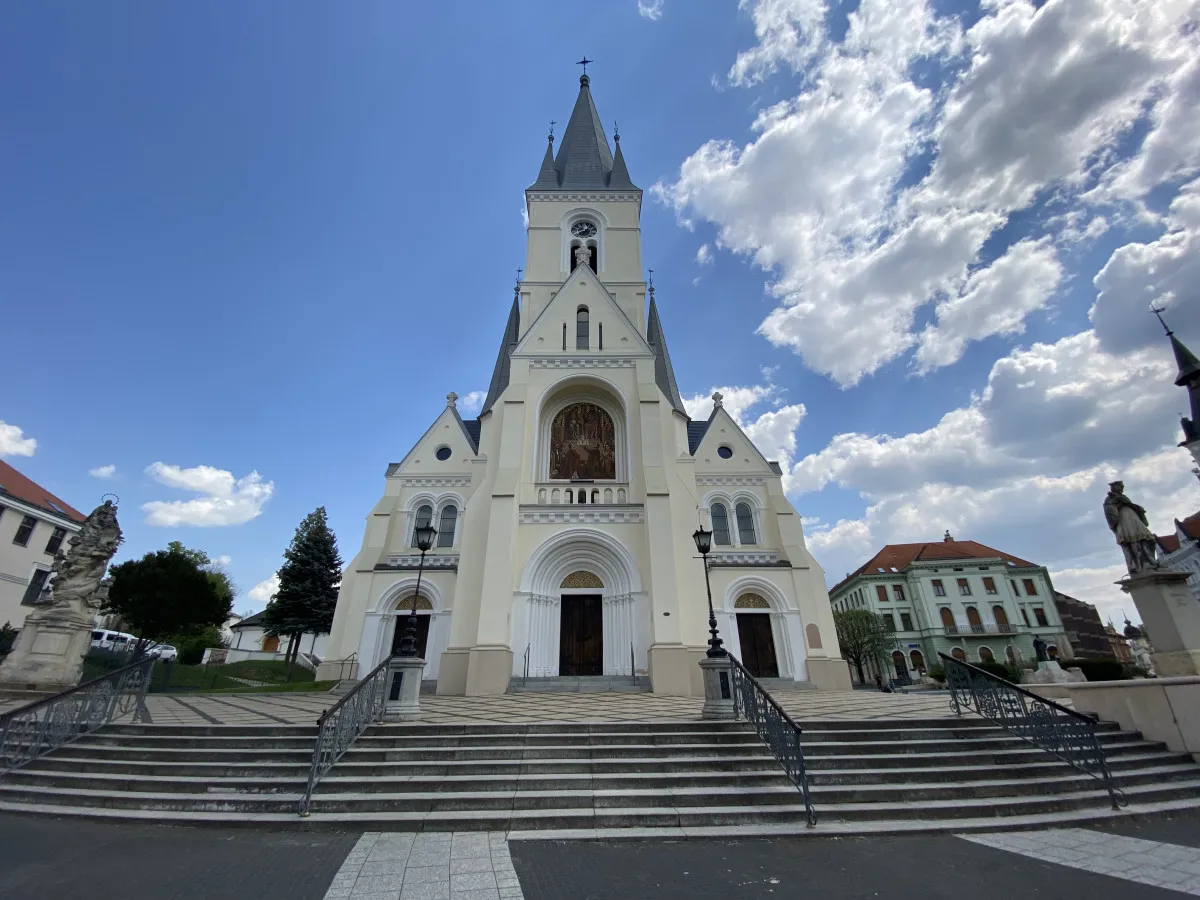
[687,421,710,455]
[831,539,1039,595]
[481,295,521,414]
[646,296,686,415]
[527,75,639,192]
[1171,333,1200,386]
[231,610,267,628]
[463,420,481,450]
[0,460,86,523]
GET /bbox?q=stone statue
[41,500,123,613]
[0,500,123,688]
[574,243,592,268]
[1032,635,1048,662]
[1103,481,1161,576]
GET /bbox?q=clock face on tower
[570,221,598,238]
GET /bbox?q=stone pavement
[324,832,523,900]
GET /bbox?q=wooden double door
[736,613,779,678]
[391,614,431,658]
[559,594,603,676]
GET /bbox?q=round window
[435,446,452,461]
[717,445,733,459]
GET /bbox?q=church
[317,73,851,696]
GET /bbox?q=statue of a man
[1103,481,1161,576]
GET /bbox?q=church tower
[1168,329,1200,471]
[318,72,850,696]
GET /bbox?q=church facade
[317,74,851,696]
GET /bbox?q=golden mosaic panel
[734,593,770,609]
[560,570,604,589]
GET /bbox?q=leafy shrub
[927,664,946,683]
[1064,658,1127,681]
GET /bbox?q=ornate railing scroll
[0,655,155,777]
[298,657,390,816]
[728,654,817,827]
[938,652,1125,810]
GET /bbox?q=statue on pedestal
[0,500,123,688]
[1103,481,1161,576]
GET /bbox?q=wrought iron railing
[938,652,1125,810]
[943,624,1018,635]
[298,657,390,816]
[0,655,155,776]
[522,643,530,686]
[727,654,817,826]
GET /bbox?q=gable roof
[527,75,639,193]
[231,610,267,628]
[831,539,1038,594]
[0,460,86,523]
[1158,511,1200,553]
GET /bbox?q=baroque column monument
[0,499,123,689]
[1105,482,1200,676]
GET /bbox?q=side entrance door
[560,595,603,676]
[736,613,779,678]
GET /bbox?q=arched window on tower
[710,503,731,546]
[735,502,757,545]
[437,504,457,547]
[576,306,589,349]
[411,504,433,548]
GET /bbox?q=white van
[90,630,139,652]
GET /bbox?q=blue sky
[3,0,1198,624]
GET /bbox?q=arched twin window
[412,502,457,548]
[708,501,757,546]
[710,503,731,546]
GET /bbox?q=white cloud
[142,462,274,527]
[459,390,487,415]
[656,0,1199,385]
[247,573,280,612]
[637,0,664,21]
[212,554,232,567]
[696,243,714,265]
[0,421,36,457]
[89,464,116,479]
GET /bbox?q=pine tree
[262,507,343,669]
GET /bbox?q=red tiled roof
[1156,511,1200,553]
[831,539,1038,594]
[1158,535,1182,553]
[1180,512,1200,541]
[0,460,86,523]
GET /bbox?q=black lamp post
[396,523,437,657]
[692,526,726,658]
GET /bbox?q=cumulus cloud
[0,421,36,457]
[656,0,1199,385]
[142,462,274,527]
[696,244,714,265]
[637,0,664,21]
[459,390,487,415]
[247,573,280,612]
[89,465,116,479]
[212,554,232,567]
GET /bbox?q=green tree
[105,545,233,654]
[262,507,342,670]
[833,609,896,684]
[165,541,236,611]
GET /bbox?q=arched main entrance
[734,593,778,678]
[519,529,642,677]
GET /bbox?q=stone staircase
[507,675,651,693]
[1,716,1199,833]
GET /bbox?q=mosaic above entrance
[549,402,616,480]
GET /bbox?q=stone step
[805,751,1195,783]
[507,676,652,694]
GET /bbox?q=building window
[1033,607,1049,627]
[44,526,67,556]
[940,607,955,629]
[957,578,972,596]
[978,646,995,663]
[13,514,36,547]
[993,605,1009,627]
[1022,578,1038,596]
[1021,608,1030,626]
[892,585,906,602]
[982,576,997,594]
[876,585,889,603]
[22,568,50,606]
[576,306,589,349]
[710,503,731,546]
[735,502,756,545]
[966,606,982,630]
[900,612,913,631]
[881,614,896,631]
[436,505,457,547]
[411,505,433,547]
[932,579,946,596]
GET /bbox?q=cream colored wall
[0,506,79,631]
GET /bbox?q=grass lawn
[218,660,316,684]
[149,659,319,693]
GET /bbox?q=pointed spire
[529,72,639,192]
[1170,333,1200,387]
[531,131,559,189]
[646,287,686,414]
[482,294,521,413]
[609,129,636,190]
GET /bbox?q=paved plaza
[3,812,1200,899]
[0,686,963,725]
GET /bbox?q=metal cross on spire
[576,57,593,75]
[613,120,619,140]
[548,119,556,138]
[515,267,523,284]
[1151,305,1173,336]
[647,267,655,294]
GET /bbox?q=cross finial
[613,120,620,141]
[712,391,723,409]
[647,267,654,287]
[1151,305,1173,336]
[446,392,458,408]
[576,57,593,76]
[548,119,556,140]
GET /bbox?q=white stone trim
[696,475,770,486]
[376,577,447,614]
[526,191,640,203]
[720,575,805,680]
[518,506,644,525]
[709,550,785,566]
[525,357,639,368]
[519,527,643,597]
[387,474,472,486]
[380,554,460,570]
